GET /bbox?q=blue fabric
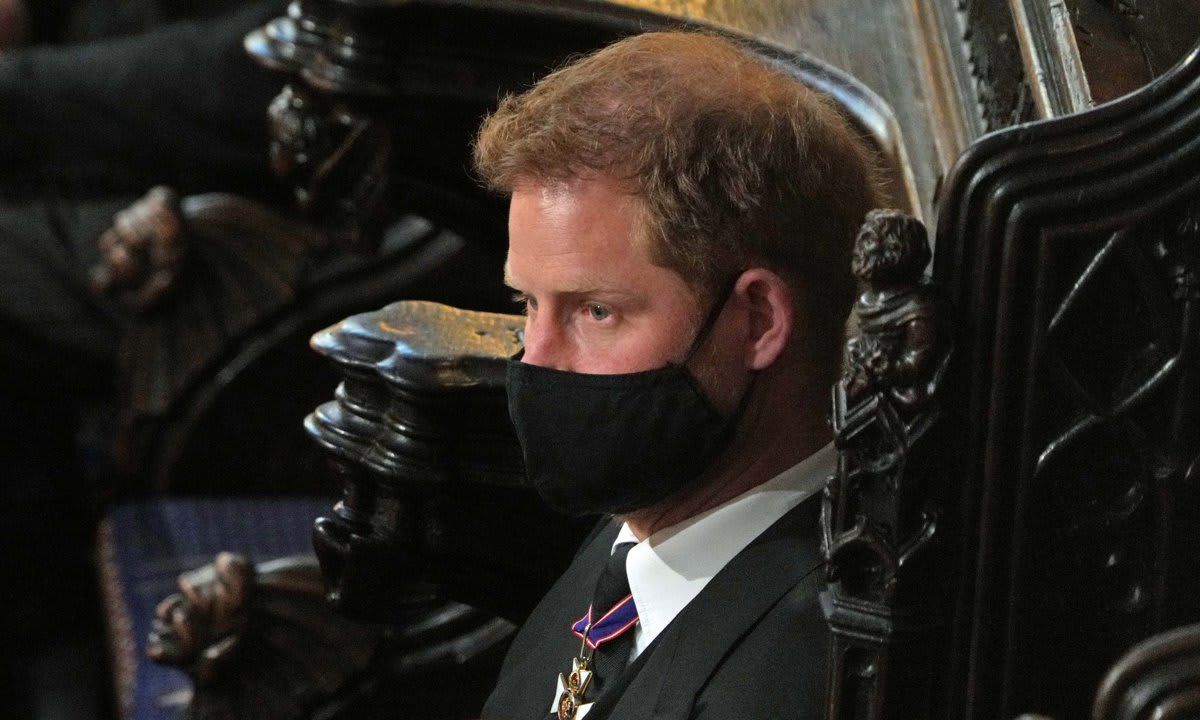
[101,497,331,720]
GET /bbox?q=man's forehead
[510,175,638,226]
[505,177,651,291]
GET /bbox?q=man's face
[505,177,706,376]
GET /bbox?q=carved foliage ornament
[927,37,1200,717]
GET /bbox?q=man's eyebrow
[502,265,636,299]
[555,284,638,299]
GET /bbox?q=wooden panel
[934,36,1200,720]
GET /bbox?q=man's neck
[621,407,829,541]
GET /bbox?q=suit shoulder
[690,571,829,720]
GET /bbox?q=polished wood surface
[933,35,1200,720]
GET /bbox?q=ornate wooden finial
[822,209,951,719]
[266,81,391,251]
[306,301,588,623]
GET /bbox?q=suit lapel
[591,496,824,720]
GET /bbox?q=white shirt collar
[615,442,835,656]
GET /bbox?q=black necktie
[588,541,637,694]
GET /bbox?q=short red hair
[474,30,883,373]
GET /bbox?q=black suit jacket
[482,494,829,720]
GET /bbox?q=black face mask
[505,282,753,516]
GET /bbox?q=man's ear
[736,268,795,371]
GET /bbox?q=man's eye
[512,292,537,313]
[586,303,612,322]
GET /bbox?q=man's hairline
[503,171,716,303]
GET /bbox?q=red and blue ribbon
[571,594,639,650]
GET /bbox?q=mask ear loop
[680,273,744,366]
[680,272,760,427]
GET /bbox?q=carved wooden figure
[146,552,512,720]
[147,553,380,719]
[824,210,950,720]
[841,209,944,410]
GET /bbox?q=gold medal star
[556,657,594,720]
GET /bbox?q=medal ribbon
[571,594,639,650]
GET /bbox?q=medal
[554,594,638,720]
[556,656,594,720]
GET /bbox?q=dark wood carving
[109,190,321,413]
[823,209,950,720]
[92,186,190,314]
[105,192,511,495]
[101,189,329,491]
[305,301,592,623]
[960,0,1037,130]
[265,81,393,251]
[1093,622,1200,720]
[147,552,513,720]
[244,0,337,77]
[243,0,919,214]
[147,553,379,718]
[932,37,1200,720]
[1067,0,1200,106]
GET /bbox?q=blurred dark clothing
[0,195,127,386]
[0,0,289,388]
[1,0,286,202]
[0,5,289,714]
[0,195,125,719]
[27,0,257,44]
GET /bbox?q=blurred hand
[91,186,187,313]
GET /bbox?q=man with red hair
[475,30,882,720]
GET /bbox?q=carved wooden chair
[97,1,1200,719]
[96,1,923,718]
[95,2,917,718]
[821,27,1200,720]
